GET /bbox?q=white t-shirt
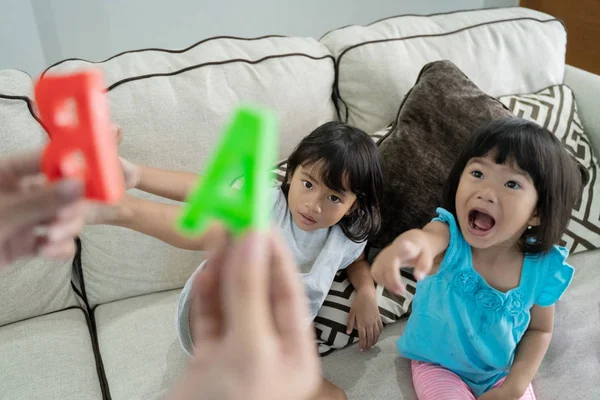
[177,188,366,355]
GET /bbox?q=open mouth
[468,209,495,235]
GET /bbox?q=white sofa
[1,7,599,400]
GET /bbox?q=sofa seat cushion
[534,249,600,399]
[321,320,416,399]
[94,290,187,400]
[0,308,103,400]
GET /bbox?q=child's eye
[302,181,313,189]
[471,170,483,179]
[328,195,340,203]
[506,181,521,190]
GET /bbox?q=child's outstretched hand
[347,288,383,351]
[371,230,434,295]
[119,157,140,190]
[111,124,140,190]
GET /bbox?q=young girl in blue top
[372,118,583,399]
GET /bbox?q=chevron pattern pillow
[499,85,599,253]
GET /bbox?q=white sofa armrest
[564,65,600,157]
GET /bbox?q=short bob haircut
[282,121,383,243]
[442,118,584,253]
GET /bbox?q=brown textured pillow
[370,60,514,248]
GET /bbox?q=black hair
[281,121,383,243]
[442,118,584,253]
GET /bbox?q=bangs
[466,122,553,187]
[442,117,583,254]
[303,153,365,197]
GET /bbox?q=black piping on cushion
[0,94,46,130]
[41,35,287,78]
[319,5,525,40]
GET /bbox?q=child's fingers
[413,250,433,281]
[362,329,368,351]
[383,264,405,295]
[359,326,368,351]
[394,239,422,266]
[346,310,356,334]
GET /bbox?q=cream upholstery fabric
[94,290,187,400]
[0,69,78,326]
[45,36,337,306]
[320,7,567,133]
[0,308,103,400]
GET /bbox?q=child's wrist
[355,283,377,296]
[500,379,527,399]
[134,164,143,189]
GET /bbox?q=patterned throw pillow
[233,125,417,355]
[499,85,600,253]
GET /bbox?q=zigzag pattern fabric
[500,85,600,253]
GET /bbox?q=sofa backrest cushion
[0,69,79,326]
[320,7,567,133]
[44,36,337,306]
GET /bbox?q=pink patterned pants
[411,361,536,400]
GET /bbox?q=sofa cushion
[499,85,600,253]
[94,290,187,400]
[371,60,513,248]
[322,321,416,399]
[0,69,80,326]
[534,249,600,399]
[0,69,46,153]
[0,308,103,399]
[320,7,566,133]
[43,36,337,306]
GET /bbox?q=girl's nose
[305,198,322,214]
[477,187,496,203]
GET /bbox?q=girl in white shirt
[102,121,384,400]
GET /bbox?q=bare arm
[414,221,450,261]
[500,305,554,398]
[104,194,227,251]
[347,252,374,294]
[347,251,383,351]
[137,165,199,202]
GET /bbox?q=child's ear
[345,201,359,216]
[527,213,541,227]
